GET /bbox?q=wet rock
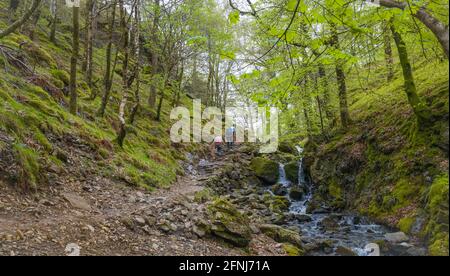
[335,246,357,256]
[364,243,380,256]
[206,199,252,247]
[318,216,339,231]
[284,162,299,184]
[406,246,427,256]
[289,186,304,200]
[250,157,279,185]
[259,224,302,247]
[295,214,312,223]
[385,232,409,243]
[271,184,288,196]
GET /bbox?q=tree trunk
[0,0,42,39]
[85,0,96,91]
[129,0,141,125]
[379,0,449,58]
[49,0,57,44]
[98,0,116,117]
[117,0,130,147]
[317,64,334,126]
[28,3,41,40]
[148,0,160,108]
[384,25,394,81]
[390,22,432,127]
[8,0,20,24]
[331,26,351,129]
[69,5,80,115]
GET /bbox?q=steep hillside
[303,60,449,256]
[0,2,196,193]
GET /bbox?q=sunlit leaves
[229,10,240,25]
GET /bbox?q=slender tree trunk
[8,0,21,24]
[117,0,130,147]
[85,0,96,91]
[390,22,432,127]
[302,80,313,140]
[384,24,394,81]
[148,0,160,108]
[69,5,80,115]
[0,0,42,39]
[156,72,169,121]
[331,26,351,129]
[317,64,334,127]
[49,0,57,44]
[28,3,41,40]
[98,0,116,117]
[129,0,141,125]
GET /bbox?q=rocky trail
[0,146,286,256]
[0,140,429,256]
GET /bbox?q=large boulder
[289,186,304,200]
[284,161,299,184]
[250,157,279,185]
[262,193,290,213]
[259,224,303,247]
[384,232,409,243]
[206,199,252,247]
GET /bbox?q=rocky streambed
[193,146,428,256]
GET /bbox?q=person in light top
[210,135,223,159]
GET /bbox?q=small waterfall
[278,164,291,187]
[290,146,312,214]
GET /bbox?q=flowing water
[277,147,423,256]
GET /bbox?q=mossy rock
[262,193,290,213]
[250,157,279,185]
[259,224,302,247]
[194,188,214,203]
[397,216,415,234]
[284,161,299,184]
[282,243,304,256]
[289,186,304,200]
[207,198,252,247]
[50,69,70,86]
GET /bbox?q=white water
[278,146,393,256]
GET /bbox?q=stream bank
[198,144,428,256]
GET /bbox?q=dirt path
[0,150,284,256]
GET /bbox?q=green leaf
[229,10,240,25]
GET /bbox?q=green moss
[427,174,449,211]
[13,143,41,190]
[397,216,415,234]
[33,130,53,152]
[23,42,57,68]
[284,161,299,183]
[428,232,449,256]
[282,243,304,256]
[328,179,343,200]
[194,188,215,203]
[50,69,70,86]
[250,157,279,184]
